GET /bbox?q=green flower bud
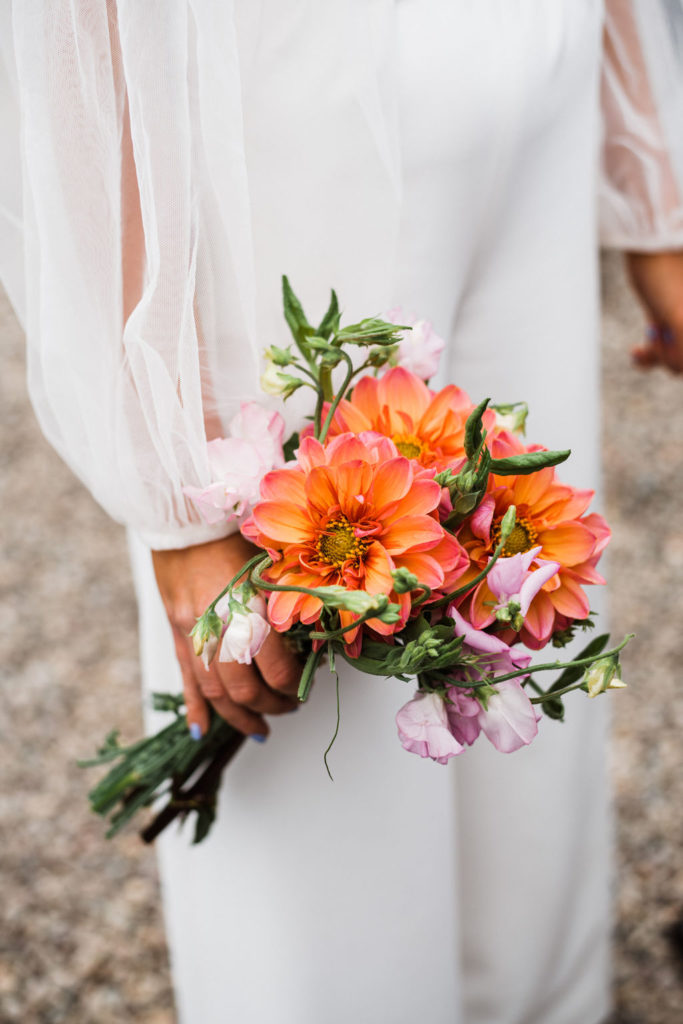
[391,568,419,594]
[263,344,295,367]
[315,586,390,616]
[584,657,625,698]
[190,608,224,656]
[492,402,528,436]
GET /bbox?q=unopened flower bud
[201,634,220,670]
[316,586,389,616]
[376,602,402,624]
[584,657,622,698]
[492,402,528,436]
[455,468,477,493]
[260,359,304,398]
[263,344,295,367]
[498,505,517,544]
[391,568,419,594]
[495,598,523,632]
[190,609,224,657]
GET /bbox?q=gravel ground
[1,254,682,1023]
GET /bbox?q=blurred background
[0,253,682,1023]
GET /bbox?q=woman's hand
[627,250,683,374]
[152,534,301,739]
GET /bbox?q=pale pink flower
[200,634,220,671]
[184,403,285,525]
[445,687,482,746]
[218,594,270,665]
[487,547,560,619]
[445,608,540,752]
[229,402,285,469]
[449,607,532,677]
[382,307,445,380]
[475,680,540,753]
[396,691,465,765]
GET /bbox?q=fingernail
[647,325,659,342]
[662,327,674,345]
[250,733,267,743]
[189,722,203,741]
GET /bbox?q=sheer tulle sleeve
[600,0,683,249]
[0,2,264,549]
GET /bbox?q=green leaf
[336,317,407,347]
[282,275,311,349]
[193,805,216,845]
[282,431,300,462]
[490,449,570,476]
[548,634,611,691]
[317,289,341,340]
[541,697,565,721]
[464,398,490,459]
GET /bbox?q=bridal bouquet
[81,279,630,843]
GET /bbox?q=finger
[658,325,683,374]
[633,323,683,374]
[254,630,303,698]
[207,691,270,739]
[172,629,210,738]
[214,658,297,715]
[631,343,658,369]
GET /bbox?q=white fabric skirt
[130,3,611,1021]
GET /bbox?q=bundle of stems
[79,694,244,845]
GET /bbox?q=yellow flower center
[393,433,424,460]
[491,513,538,556]
[317,516,369,567]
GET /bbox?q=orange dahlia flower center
[492,512,538,556]
[316,515,369,568]
[392,433,425,460]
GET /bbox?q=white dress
[2,3,683,1023]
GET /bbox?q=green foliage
[282,431,300,462]
[490,449,571,476]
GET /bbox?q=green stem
[250,559,329,601]
[530,681,586,704]
[298,645,325,702]
[493,634,634,689]
[323,644,341,781]
[308,607,379,641]
[206,553,270,614]
[318,349,355,443]
[412,584,433,608]
[314,388,325,438]
[319,364,334,404]
[431,535,509,609]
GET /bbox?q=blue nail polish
[189,722,203,741]
[647,325,659,342]
[662,327,674,345]
[250,733,267,743]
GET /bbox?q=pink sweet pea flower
[396,691,465,764]
[449,607,532,677]
[475,680,540,753]
[382,307,445,380]
[184,403,285,525]
[445,687,482,746]
[445,608,540,752]
[446,679,539,753]
[218,593,270,666]
[487,547,560,620]
[229,402,285,469]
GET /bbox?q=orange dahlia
[457,432,610,649]
[322,367,489,471]
[242,432,468,650]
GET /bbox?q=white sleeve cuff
[136,518,239,551]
